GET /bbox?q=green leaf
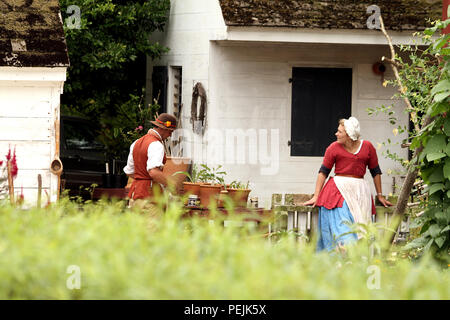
[444,158,450,179]
[421,221,431,234]
[426,152,446,162]
[434,91,450,103]
[428,183,444,195]
[444,118,450,137]
[429,101,448,118]
[433,36,450,51]
[443,47,450,57]
[429,192,442,203]
[428,165,444,183]
[441,225,450,233]
[113,127,119,138]
[445,142,450,156]
[445,180,450,189]
[434,236,446,248]
[424,134,447,155]
[424,26,438,36]
[403,236,429,250]
[429,224,441,238]
[435,210,448,223]
[424,238,434,251]
[430,79,450,95]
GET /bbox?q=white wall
[207,42,409,208]
[146,0,226,122]
[0,67,66,205]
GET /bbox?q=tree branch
[379,15,420,134]
[381,57,402,68]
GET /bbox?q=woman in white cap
[303,117,392,252]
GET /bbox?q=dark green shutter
[290,67,352,156]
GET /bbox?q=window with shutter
[290,67,352,157]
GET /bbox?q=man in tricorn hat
[123,113,177,203]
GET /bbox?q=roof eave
[214,26,431,46]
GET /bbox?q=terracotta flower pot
[199,184,222,207]
[226,188,251,207]
[183,182,201,196]
[218,190,228,208]
[163,157,191,192]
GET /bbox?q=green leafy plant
[228,180,250,190]
[59,0,170,160]
[174,164,202,183]
[173,164,227,185]
[368,15,450,264]
[97,95,161,160]
[197,164,227,185]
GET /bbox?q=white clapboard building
[0,0,69,204]
[147,0,442,208]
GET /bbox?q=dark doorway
[290,67,352,156]
[152,66,168,113]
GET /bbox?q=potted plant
[226,180,251,207]
[198,165,226,207]
[174,164,202,197]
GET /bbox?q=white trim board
[217,26,430,46]
[0,67,67,82]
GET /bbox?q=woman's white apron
[333,176,372,238]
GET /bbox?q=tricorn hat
[150,113,177,131]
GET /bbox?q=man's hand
[148,168,168,187]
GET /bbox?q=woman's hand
[303,195,318,207]
[377,194,393,207]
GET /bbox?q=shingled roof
[0,0,70,67]
[219,0,442,30]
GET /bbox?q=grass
[0,196,448,299]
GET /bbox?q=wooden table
[183,206,273,224]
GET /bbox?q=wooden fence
[270,193,399,243]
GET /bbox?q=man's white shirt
[123,139,164,175]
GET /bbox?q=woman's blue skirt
[316,200,358,252]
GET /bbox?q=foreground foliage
[0,198,448,300]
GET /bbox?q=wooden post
[50,110,63,202]
[37,174,42,208]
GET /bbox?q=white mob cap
[343,117,361,141]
